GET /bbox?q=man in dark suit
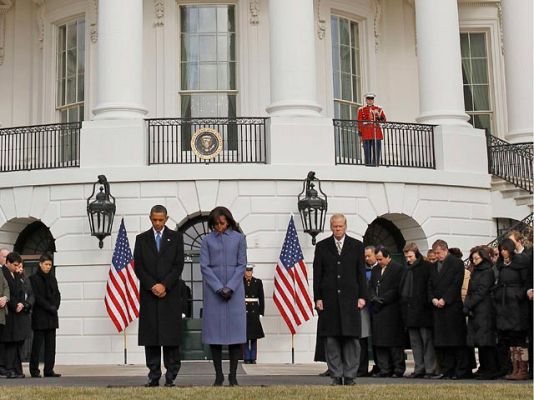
[369,245,406,377]
[243,264,265,364]
[134,205,184,387]
[428,239,470,379]
[313,213,368,386]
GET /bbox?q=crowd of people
[314,214,533,385]
[0,250,61,379]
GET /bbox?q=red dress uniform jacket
[357,105,386,141]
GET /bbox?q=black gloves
[48,305,58,315]
[218,287,233,301]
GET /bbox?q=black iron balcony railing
[333,119,436,169]
[0,122,81,172]
[486,134,533,193]
[147,118,267,165]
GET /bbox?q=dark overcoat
[369,262,407,347]
[464,261,497,347]
[134,226,184,346]
[493,254,529,332]
[200,229,247,345]
[399,256,433,328]
[1,267,33,343]
[29,268,61,330]
[313,235,368,338]
[244,276,265,340]
[428,254,467,347]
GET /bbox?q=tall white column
[415,0,469,126]
[266,0,321,116]
[502,0,533,143]
[92,0,146,119]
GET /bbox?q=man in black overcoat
[243,264,264,364]
[134,205,184,387]
[29,253,62,378]
[313,214,368,386]
[428,239,470,379]
[1,252,33,378]
[369,246,406,377]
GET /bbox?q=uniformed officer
[357,93,387,166]
[243,264,264,364]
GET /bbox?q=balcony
[0,123,81,172]
[146,118,267,165]
[333,119,436,169]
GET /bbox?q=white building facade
[0,0,532,364]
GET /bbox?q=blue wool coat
[200,229,247,345]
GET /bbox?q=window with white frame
[331,15,362,119]
[179,5,236,118]
[56,17,85,123]
[460,32,493,135]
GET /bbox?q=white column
[266,0,321,116]
[415,0,469,126]
[92,0,146,119]
[502,0,533,143]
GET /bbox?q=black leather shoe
[144,379,159,387]
[406,372,425,379]
[330,377,343,385]
[344,378,356,385]
[44,372,61,378]
[213,374,224,386]
[229,375,239,387]
[357,371,371,377]
[373,371,393,378]
[6,372,25,379]
[164,380,175,387]
[31,373,42,378]
[319,369,331,377]
[431,373,450,380]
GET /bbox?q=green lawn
[0,385,531,400]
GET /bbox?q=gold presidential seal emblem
[191,127,223,160]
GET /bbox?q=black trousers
[4,341,23,374]
[145,346,181,382]
[30,329,56,375]
[435,346,470,377]
[0,325,4,373]
[374,346,405,376]
[210,344,241,378]
[477,346,499,374]
[358,337,369,374]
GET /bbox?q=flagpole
[123,327,128,365]
[291,334,295,364]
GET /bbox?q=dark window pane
[78,19,85,50]
[473,84,489,111]
[463,85,474,112]
[470,33,486,57]
[67,22,77,49]
[340,45,351,74]
[181,62,199,90]
[471,59,488,84]
[77,74,84,102]
[181,34,199,62]
[460,33,469,58]
[67,49,77,77]
[340,19,350,46]
[341,73,352,101]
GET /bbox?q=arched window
[363,217,406,262]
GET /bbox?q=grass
[0,385,531,400]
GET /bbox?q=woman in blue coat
[200,206,247,386]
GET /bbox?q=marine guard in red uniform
[357,93,386,166]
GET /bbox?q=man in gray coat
[313,214,368,385]
[134,205,184,387]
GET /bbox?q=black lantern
[297,171,328,245]
[87,175,116,249]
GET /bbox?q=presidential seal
[191,127,223,160]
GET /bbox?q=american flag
[273,216,314,334]
[104,219,140,333]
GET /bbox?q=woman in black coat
[493,239,529,380]
[29,253,61,378]
[464,247,499,379]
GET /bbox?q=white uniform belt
[245,298,259,303]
